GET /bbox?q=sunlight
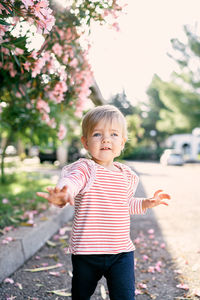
[88,0,200,103]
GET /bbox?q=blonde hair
[82,105,127,140]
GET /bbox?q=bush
[122,146,165,161]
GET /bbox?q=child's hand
[36,186,74,207]
[142,189,171,210]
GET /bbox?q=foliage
[122,145,165,161]
[109,90,135,115]
[123,114,144,158]
[142,76,169,146]
[0,170,54,229]
[150,25,200,134]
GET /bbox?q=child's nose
[102,135,110,143]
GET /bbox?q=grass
[0,164,56,230]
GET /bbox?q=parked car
[39,148,57,164]
[160,149,184,166]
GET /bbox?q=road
[0,161,200,299]
[128,161,200,293]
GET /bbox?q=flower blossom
[36,98,50,113]
[52,43,63,57]
[21,0,34,10]
[57,124,67,140]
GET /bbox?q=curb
[0,204,74,283]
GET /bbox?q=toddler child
[37,104,170,300]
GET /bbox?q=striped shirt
[57,158,145,254]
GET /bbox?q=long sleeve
[127,170,146,215]
[56,159,92,199]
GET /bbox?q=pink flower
[63,53,69,64]
[134,237,141,244]
[112,22,120,32]
[32,57,46,77]
[69,58,78,68]
[29,51,38,59]
[47,118,56,129]
[36,99,50,113]
[138,283,147,289]
[14,48,24,55]
[4,278,14,284]
[160,242,166,248]
[149,234,155,239]
[41,262,48,267]
[2,237,14,244]
[142,255,149,261]
[6,296,16,300]
[135,289,143,295]
[148,266,155,273]
[0,25,7,36]
[148,229,154,234]
[3,226,13,233]
[52,43,63,57]
[35,0,48,12]
[176,283,189,290]
[21,0,34,10]
[2,198,9,204]
[23,62,31,71]
[57,124,67,140]
[155,261,162,272]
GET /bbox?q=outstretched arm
[142,189,171,210]
[36,185,74,207]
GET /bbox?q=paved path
[127,161,200,296]
[0,161,199,299]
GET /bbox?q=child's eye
[93,133,101,137]
[111,133,118,136]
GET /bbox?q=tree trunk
[0,133,12,184]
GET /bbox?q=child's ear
[121,137,126,150]
[81,136,88,150]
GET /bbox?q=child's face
[81,118,126,166]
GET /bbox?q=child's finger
[153,189,163,198]
[61,186,68,193]
[46,187,54,194]
[159,193,171,200]
[160,201,169,206]
[54,187,59,193]
[36,192,49,199]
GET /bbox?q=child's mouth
[101,147,111,150]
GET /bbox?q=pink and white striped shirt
[57,158,145,254]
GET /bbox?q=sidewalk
[0,204,74,283]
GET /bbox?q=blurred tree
[109,90,135,115]
[141,75,168,147]
[152,25,200,134]
[122,113,144,158]
[108,91,144,158]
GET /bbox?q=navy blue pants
[71,251,135,300]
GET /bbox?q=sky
[89,0,200,105]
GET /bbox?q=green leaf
[24,263,62,272]
[13,54,21,67]
[47,289,71,296]
[46,240,57,247]
[0,2,13,15]
[0,19,12,26]
[9,216,19,223]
